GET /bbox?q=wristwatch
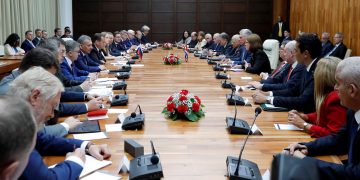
[303,122,309,131]
[85,142,94,154]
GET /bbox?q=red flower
[192,102,200,112]
[167,96,173,102]
[177,105,188,113]
[180,90,189,95]
[194,95,201,104]
[169,59,174,64]
[179,95,187,101]
[167,103,176,112]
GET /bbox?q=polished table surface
[46,48,341,179]
[0,55,23,79]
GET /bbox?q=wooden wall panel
[290,0,359,56]
[73,0,273,43]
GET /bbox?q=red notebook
[87,109,108,117]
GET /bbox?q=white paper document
[96,81,116,86]
[95,78,118,82]
[73,132,108,141]
[87,115,109,121]
[87,88,113,97]
[131,64,144,67]
[274,124,303,131]
[50,155,112,178]
[107,109,128,114]
[241,77,253,80]
[81,171,121,180]
[230,68,243,72]
[79,155,112,178]
[91,86,108,89]
[105,124,124,132]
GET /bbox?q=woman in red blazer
[288,57,347,138]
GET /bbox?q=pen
[283,147,307,151]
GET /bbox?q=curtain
[0,0,59,44]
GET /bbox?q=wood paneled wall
[73,0,273,43]
[290,0,360,56]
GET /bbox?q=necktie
[271,62,286,78]
[71,63,76,75]
[286,66,294,81]
[278,23,283,37]
[325,45,338,57]
[29,40,35,48]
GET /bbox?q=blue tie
[348,116,358,163]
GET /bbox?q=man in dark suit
[6,67,111,180]
[32,29,42,46]
[89,33,106,65]
[209,33,221,51]
[140,25,151,44]
[75,35,106,72]
[0,96,36,180]
[248,40,306,92]
[326,32,348,59]
[214,32,233,56]
[62,40,89,82]
[281,30,292,45]
[203,33,214,49]
[188,32,198,48]
[54,27,62,38]
[21,30,36,53]
[272,16,289,43]
[253,33,322,113]
[320,32,334,57]
[109,31,126,56]
[284,57,360,179]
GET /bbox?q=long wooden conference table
[45,48,341,179]
[0,55,23,79]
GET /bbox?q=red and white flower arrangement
[162,90,205,122]
[163,53,181,65]
[162,43,173,50]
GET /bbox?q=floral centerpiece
[163,53,181,65]
[162,43,173,50]
[162,90,205,122]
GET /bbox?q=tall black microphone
[226,107,262,180]
[226,85,249,134]
[234,107,262,175]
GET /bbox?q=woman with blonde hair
[288,56,347,137]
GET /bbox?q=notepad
[82,171,121,180]
[73,132,108,140]
[68,120,101,134]
[274,124,303,131]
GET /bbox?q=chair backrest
[263,39,279,70]
[0,45,4,56]
[344,49,352,59]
